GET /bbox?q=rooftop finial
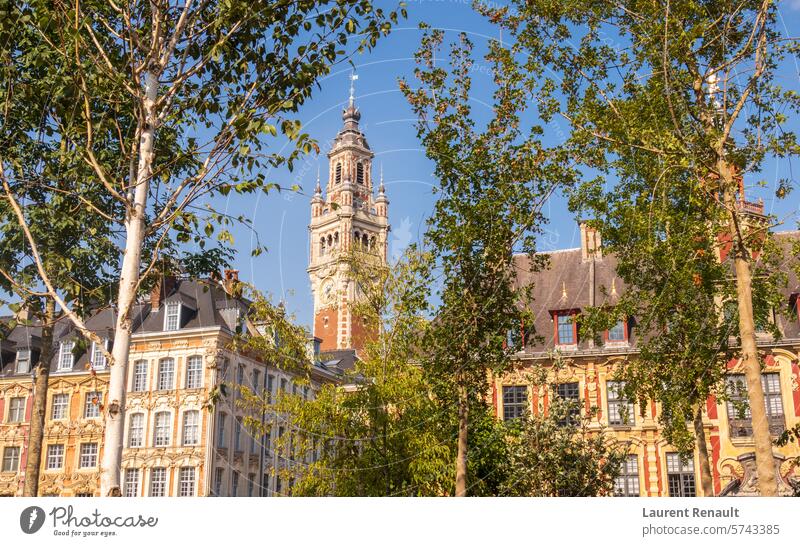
[378,163,385,193]
[349,70,359,107]
[314,164,321,194]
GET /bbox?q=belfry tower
[308,75,390,352]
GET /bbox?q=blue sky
[214,0,800,331]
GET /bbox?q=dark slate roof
[515,229,800,356]
[318,349,358,372]
[136,278,246,334]
[0,303,150,377]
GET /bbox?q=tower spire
[349,71,359,107]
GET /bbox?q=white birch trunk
[100,71,158,496]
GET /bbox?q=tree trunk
[720,163,778,496]
[100,71,157,496]
[455,379,468,497]
[22,298,55,497]
[693,404,714,497]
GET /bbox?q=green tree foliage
[238,250,454,496]
[500,396,625,497]
[484,0,798,496]
[400,27,572,496]
[1,0,404,494]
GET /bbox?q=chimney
[223,269,240,295]
[150,275,177,309]
[579,221,602,262]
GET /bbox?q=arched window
[353,231,360,247]
[370,236,376,250]
[356,163,364,184]
[335,163,342,183]
[362,233,368,248]
[333,232,339,248]
[153,411,171,447]
[319,237,326,256]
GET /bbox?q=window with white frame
[91,339,108,369]
[128,413,144,448]
[153,412,171,447]
[150,467,167,496]
[614,455,640,497]
[607,320,627,342]
[666,453,696,497]
[79,443,98,468]
[132,360,148,392]
[217,414,227,448]
[58,340,75,370]
[252,370,261,392]
[124,468,140,497]
[607,381,634,426]
[182,410,200,446]
[51,393,69,420]
[2,446,20,472]
[8,397,25,422]
[157,358,175,390]
[237,364,245,385]
[179,467,195,497]
[84,392,102,419]
[164,301,181,331]
[46,444,64,469]
[15,350,30,374]
[185,355,203,389]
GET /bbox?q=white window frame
[58,340,75,371]
[178,467,195,497]
[84,392,102,419]
[149,467,167,497]
[182,410,200,446]
[2,446,20,472]
[15,350,30,374]
[128,413,144,448]
[132,360,148,392]
[157,358,175,390]
[185,355,203,389]
[79,443,98,468]
[91,339,109,369]
[46,444,64,470]
[51,393,69,420]
[164,301,182,331]
[124,468,140,497]
[8,397,25,422]
[153,411,171,447]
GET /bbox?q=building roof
[513,229,800,357]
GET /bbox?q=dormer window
[58,340,75,371]
[164,302,181,331]
[15,350,30,374]
[606,319,628,343]
[552,311,578,346]
[91,339,109,369]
